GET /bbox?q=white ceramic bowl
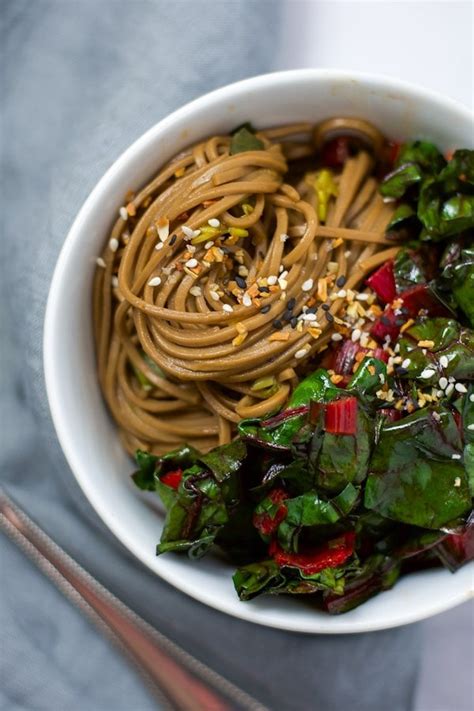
[44,70,474,633]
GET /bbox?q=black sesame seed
[286,297,296,311]
[235,275,247,289]
[273,319,283,330]
[336,275,347,287]
[322,303,330,311]
[290,316,298,328]
[381,316,391,326]
[282,309,293,322]
[221,246,232,255]
[169,234,177,246]
[395,366,408,376]
[326,312,334,322]
[306,306,317,314]
[259,286,270,293]
[260,304,271,314]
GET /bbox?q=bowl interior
[45,70,473,633]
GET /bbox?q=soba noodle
[93,119,396,455]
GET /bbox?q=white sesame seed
[148,276,162,287]
[394,343,400,353]
[302,279,314,292]
[331,333,343,341]
[185,258,198,268]
[336,289,347,298]
[267,275,278,286]
[351,328,361,342]
[455,383,467,393]
[402,358,411,369]
[279,265,284,273]
[467,424,474,431]
[242,293,252,307]
[108,237,119,252]
[204,241,214,250]
[280,233,289,243]
[420,368,436,379]
[182,225,194,238]
[439,355,449,369]
[451,455,461,461]
[119,206,128,221]
[344,250,351,258]
[155,242,164,250]
[383,196,396,203]
[278,278,288,290]
[439,377,448,390]
[436,390,444,398]
[187,245,197,254]
[210,291,220,301]
[470,394,474,402]
[454,476,461,486]
[295,348,309,360]
[303,313,317,322]
[157,221,170,242]
[192,229,201,238]
[190,286,202,297]
[111,275,119,288]
[379,373,385,384]
[360,332,370,347]
[208,218,220,228]
[449,376,455,383]
[222,303,233,313]
[96,257,106,268]
[445,383,455,396]
[432,411,441,422]
[280,270,289,280]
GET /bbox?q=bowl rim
[44,68,474,633]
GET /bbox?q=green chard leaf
[230,127,264,155]
[397,318,474,383]
[459,385,474,495]
[441,247,474,326]
[380,162,425,199]
[380,140,446,199]
[347,357,387,398]
[364,407,471,529]
[276,484,359,552]
[132,450,158,491]
[393,248,427,292]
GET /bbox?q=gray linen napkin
[0,2,420,709]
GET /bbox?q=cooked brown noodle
[93,119,396,455]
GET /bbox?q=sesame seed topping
[287,298,296,311]
[351,329,361,342]
[439,376,448,390]
[439,355,449,368]
[190,286,202,297]
[470,394,474,402]
[401,358,411,369]
[278,278,288,290]
[96,257,106,268]
[445,383,455,396]
[222,303,233,313]
[267,275,278,286]
[280,233,289,243]
[302,278,314,292]
[108,237,119,252]
[455,383,467,393]
[242,293,252,307]
[185,258,198,268]
[336,289,347,298]
[155,242,164,250]
[111,275,119,288]
[467,424,474,431]
[208,218,220,228]
[119,206,128,221]
[273,319,283,330]
[454,476,461,486]
[157,219,170,242]
[303,313,317,322]
[148,277,162,287]
[260,304,271,314]
[326,312,334,322]
[238,265,249,277]
[331,332,343,341]
[336,275,347,287]
[210,291,220,301]
[193,229,201,238]
[420,368,436,379]
[279,265,284,273]
[344,250,351,258]
[182,225,194,238]
[295,348,309,360]
[451,455,461,461]
[204,241,214,250]
[169,234,177,246]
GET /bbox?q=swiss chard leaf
[276,483,359,552]
[347,357,387,398]
[364,407,471,529]
[393,248,427,292]
[380,141,446,199]
[230,127,264,155]
[441,247,474,326]
[199,439,247,484]
[132,450,158,491]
